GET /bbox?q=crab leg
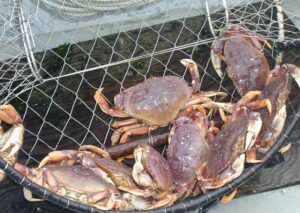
[178,104,207,117]
[94,88,129,118]
[180,59,200,93]
[38,150,79,168]
[221,188,238,203]
[79,145,111,158]
[282,64,300,87]
[0,104,23,124]
[112,118,139,128]
[246,99,272,114]
[88,189,116,210]
[247,35,272,51]
[144,194,177,210]
[111,124,144,145]
[235,90,272,115]
[187,91,228,107]
[120,126,158,144]
[205,91,272,115]
[14,164,46,201]
[246,149,263,163]
[211,39,226,78]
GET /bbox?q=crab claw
[0,124,24,182]
[0,105,23,125]
[132,144,173,199]
[0,124,24,158]
[180,59,201,93]
[282,64,300,87]
[268,64,300,87]
[210,39,225,78]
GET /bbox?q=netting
[0,0,300,212]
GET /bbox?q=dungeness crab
[167,111,209,199]
[95,59,227,144]
[211,25,271,96]
[199,90,272,190]
[18,145,176,210]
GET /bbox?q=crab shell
[211,25,270,96]
[257,72,291,143]
[15,163,119,210]
[167,115,208,198]
[132,144,173,198]
[80,151,137,190]
[205,107,262,178]
[255,63,300,149]
[114,76,192,126]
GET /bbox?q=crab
[209,64,300,155]
[0,104,24,182]
[15,163,120,210]
[253,64,300,152]
[16,149,163,210]
[36,146,176,210]
[167,111,209,199]
[198,90,272,189]
[95,59,227,144]
[38,148,147,197]
[211,25,272,96]
[132,144,177,209]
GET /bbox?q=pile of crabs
[1,26,300,211]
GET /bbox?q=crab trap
[0,0,300,212]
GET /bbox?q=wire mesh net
[0,0,300,212]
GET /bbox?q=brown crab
[253,64,300,152]
[37,145,176,210]
[199,91,271,189]
[167,111,209,199]
[0,104,24,182]
[15,163,119,210]
[211,25,272,96]
[95,59,227,144]
[132,144,177,209]
[210,64,300,155]
[38,148,147,198]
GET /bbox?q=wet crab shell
[134,144,173,192]
[114,76,192,126]
[257,73,292,141]
[223,36,270,95]
[211,25,270,96]
[45,164,119,194]
[205,110,249,178]
[167,116,208,192]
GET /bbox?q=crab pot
[0,0,300,213]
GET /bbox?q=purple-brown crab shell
[167,116,208,190]
[205,110,249,178]
[138,144,173,191]
[257,73,291,141]
[114,76,192,126]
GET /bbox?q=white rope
[274,0,284,67]
[40,0,155,18]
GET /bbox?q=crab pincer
[0,104,24,182]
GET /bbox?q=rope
[40,0,155,18]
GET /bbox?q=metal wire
[0,0,300,212]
